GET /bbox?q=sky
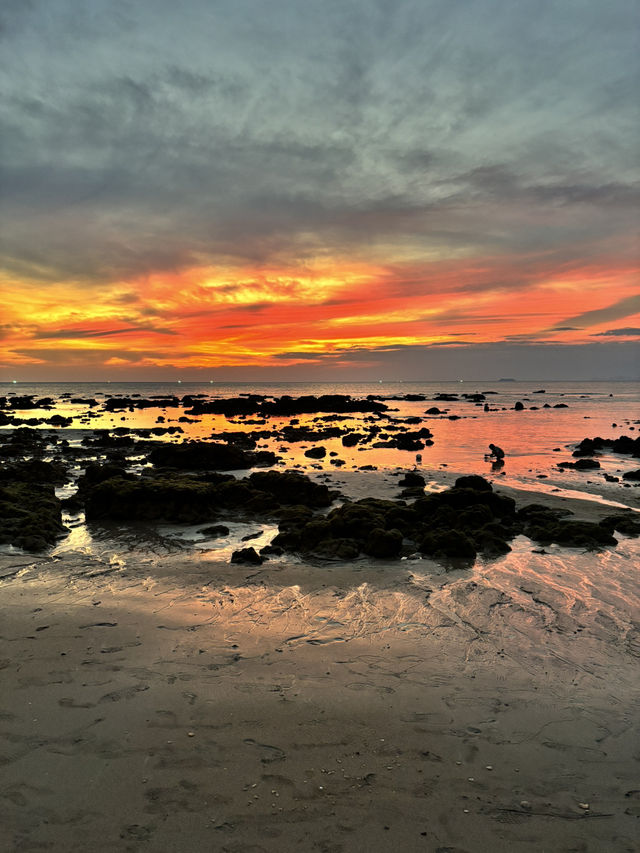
[1,0,639,381]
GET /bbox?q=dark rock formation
[0,481,65,551]
[148,442,277,471]
[231,547,264,564]
[557,459,601,470]
[304,446,327,459]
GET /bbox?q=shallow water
[1,378,639,578]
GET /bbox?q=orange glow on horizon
[2,255,638,374]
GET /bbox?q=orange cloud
[2,252,638,375]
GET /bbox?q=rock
[0,459,68,485]
[525,518,617,548]
[599,515,640,536]
[420,529,477,560]
[230,547,264,564]
[514,401,525,411]
[304,446,327,459]
[557,459,601,470]
[198,524,230,537]
[0,481,66,551]
[312,538,360,560]
[341,432,364,447]
[185,394,388,417]
[364,527,403,558]
[77,463,135,491]
[247,470,333,507]
[398,471,426,487]
[148,441,276,471]
[454,475,493,492]
[622,469,640,481]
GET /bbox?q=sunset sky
[1,0,638,381]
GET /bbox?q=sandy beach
[2,473,639,853]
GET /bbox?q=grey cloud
[556,294,640,330]
[0,0,638,281]
[274,351,336,361]
[34,326,177,339]
[593,327,640,337]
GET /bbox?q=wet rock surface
[0,481,66,551]
[148,441,278,470]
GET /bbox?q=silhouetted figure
[488,443,505,460]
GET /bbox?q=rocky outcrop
[148,442,278,470]
[0,481,66,551]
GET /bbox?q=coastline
[1,384,639,851]
[2,476,639,852]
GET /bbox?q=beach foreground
[1,480,639,853]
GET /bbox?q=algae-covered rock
[149,441,277,470]
[0,459,68,485]
[527,519,617,549]
[0,481,65,551]
[84,476,222,522]
[247,470,333,507]
[454,475,493,492]
[364,527,403,558]
[312,538,360,560]
[599,515,640,536]
[420,529,477,560]
[231,547,264,564]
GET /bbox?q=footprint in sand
[98,684,149,703]
[119,824,156,842]
[59,697,96,709]
[345,681,395,695]
[243,737,286,763]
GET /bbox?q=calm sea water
[2,379,638,489]
[2,380,639,653]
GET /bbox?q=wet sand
[1,480,639,853]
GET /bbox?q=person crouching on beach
[486,443,505,470]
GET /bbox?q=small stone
[485,765,493,770]
[579,802,590,810]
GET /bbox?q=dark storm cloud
[0,0,638,282]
